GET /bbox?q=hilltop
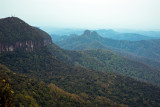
[0,17,52,53]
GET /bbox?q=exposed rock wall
[0,39,52,53]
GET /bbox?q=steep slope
[0,64,87,106]
[1,17,160,106]
[0,17,52,53]
[48,44,160,86]
[1,48,160,107]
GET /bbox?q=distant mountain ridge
[50,28,159,42]
[96,29,159,41]
[56,30,160,63]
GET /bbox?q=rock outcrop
[0,39,52,53]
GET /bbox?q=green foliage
[0,64,14,107]
[0,79,14,107]
[1,46,160,106]
[0,64,89,107]
[48,83,86,106]
[56,30,160,66]
[1,17,160,107]
[81,49,160,85]
[48,44,160,86]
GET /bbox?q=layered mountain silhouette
[0,17,160,106]
[50,29,159,42]
[56,30,160,69]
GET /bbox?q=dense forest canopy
[0,17,160,107]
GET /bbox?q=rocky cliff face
[0,17,53,53]
[0,39,52,53]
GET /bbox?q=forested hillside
[0,64,89,106]
[55,30,160,69]
[48,44,160,86]
[1,46,160,107]
[56,30,160,62]
[1,17,160,107]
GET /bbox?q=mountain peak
[83,30,91,35]
[81,30,102,40]
[83,30,100,36]
[0,17,52,53]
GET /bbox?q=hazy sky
[0,0,160,30]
